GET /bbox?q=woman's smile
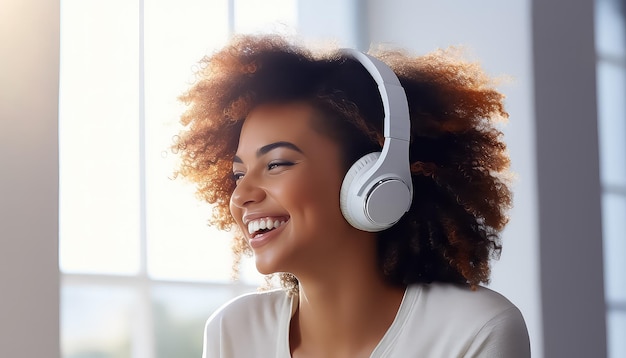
[246,218,290,249]
[246,216,290,237]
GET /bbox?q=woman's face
[229,102,360,276]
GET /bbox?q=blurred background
[1,0,623,357]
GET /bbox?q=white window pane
[596,0,626,57]
[239,255,267,284]
[602,193,626,302]
[151,284,243,358]
[147,191,265,283]
[148,218,236,282]
[61,284,138,358]
[234,0,298,35]
[607,310,626,358]
[59,0,141,274]
[143,0,235,282]
[144,0,291,284]
[597,62,626,187]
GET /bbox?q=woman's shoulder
[382,283,530,357]
[202,289,293,357]
[206,288,291,329]
[413,282,520,315]
[404,282,528,338]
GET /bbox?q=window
[58,1,297,357]
[595,0,626,357]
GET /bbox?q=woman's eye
[268,161,294,171]
[232,172,245,182]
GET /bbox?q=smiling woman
[173,34,531,357]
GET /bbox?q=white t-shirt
[203,283,530,357]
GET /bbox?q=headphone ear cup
[340,152,381,231]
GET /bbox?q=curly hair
[173,34,512,292]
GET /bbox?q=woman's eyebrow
[257,141,303,156]
[232,141,304,163]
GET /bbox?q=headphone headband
[339,49,411,142]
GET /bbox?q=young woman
[173,34,531,357]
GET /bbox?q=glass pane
[234,0,297,35]
[61,284,138,358]
[597,62,626,187]
[151,284,244,358]
[602,193,626,302]
[59,0,141,274]
[607,310,626,358]
[144,0,290,284]
[143,0,236,282]
[595,0,626,57]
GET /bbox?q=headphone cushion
[340,152,381,230]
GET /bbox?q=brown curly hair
[173,34,512,292]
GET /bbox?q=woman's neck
[288,252,406,358]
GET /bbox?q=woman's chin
[253,255,281,276]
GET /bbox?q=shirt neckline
[369,285,418,357]
[281,285,419,358]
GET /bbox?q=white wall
[360,1,606,357]
[0,1,60,357]
[298,0,366,48]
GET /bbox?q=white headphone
[339,49,413,232]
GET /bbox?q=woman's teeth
[247,218,287,235]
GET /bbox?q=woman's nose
[230,174,266,208]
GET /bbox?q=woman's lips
[248,219,289,249]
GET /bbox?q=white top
[203,283,530,357]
